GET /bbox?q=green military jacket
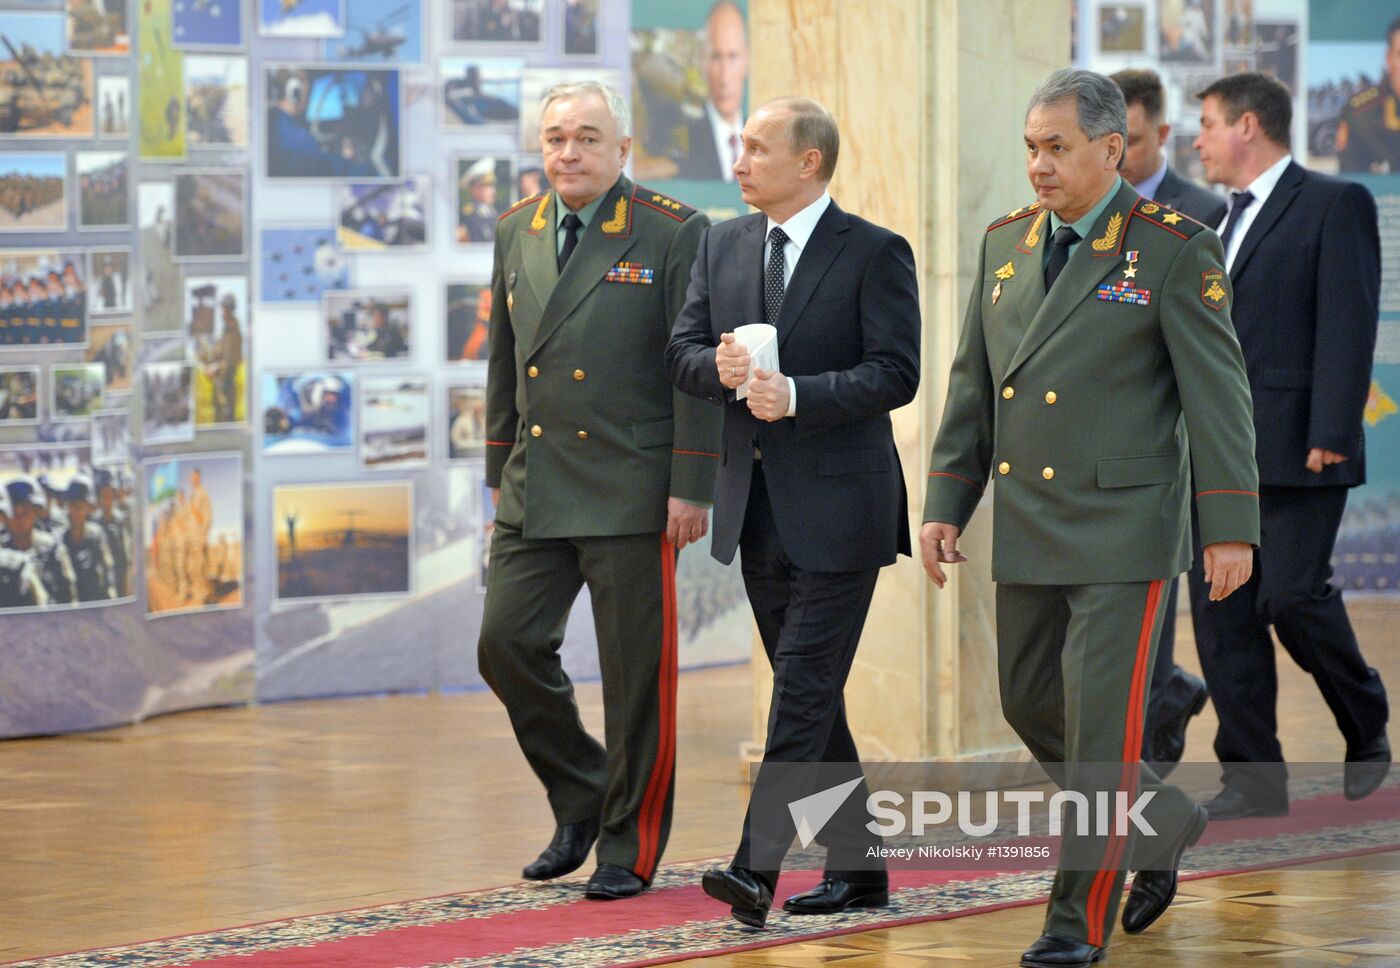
[924,180,1260,585]
[485,175,720,538]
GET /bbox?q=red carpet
[9,784,1400,968]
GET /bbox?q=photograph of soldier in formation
[85,320,131,394]
[0,250,86,346]
[453,156,513,245]
[143,453,243,617]
[88,247,131,316]
[66,0,129,56]
[336,175,427,251]
[451,0,541,45]
[76,150,129,229]
[359,375,427,470]
[272,480,412,602]
[0,367,39,424]
[140,338,194,444]
[96,74,128,138]
[440,58,520,129]
[444,282,489,362]
[0,154,66,233]
[173,168,246,261]
[0,12,94,139]
[184,55,248,149]
[322,289,411,362]
[49,363,103,420]
[261,371,355,455]
[90,409,128,465]
[183,275,247,427]
[446,384,485,461]
[0,448,135,611]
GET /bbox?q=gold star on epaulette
[1161,212,1183,225]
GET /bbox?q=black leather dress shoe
[584,863,647,900]
[1345,733,1391,801]
[1121,803,1208,934]
[1201,785,1287,821]
[701,866,773,928]
[521,818,599,880]
[1150,669,1209,777]
[782,878,889,914]
[1019,933,1104,967]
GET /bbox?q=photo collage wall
[0,0,751,737]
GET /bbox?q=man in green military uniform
[479,80,720,902]
[1337,15,1400,173]
[922,69,1259,968]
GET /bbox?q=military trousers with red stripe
[996,579,1199,950]
[477,521,678,883]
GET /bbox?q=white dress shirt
[763,191,832,416]
[705,100,742,183]
[1219,153,1292,272]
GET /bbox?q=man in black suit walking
[667,96,920,928]
[1111,68,1226,776]
[1191,72,1390,819]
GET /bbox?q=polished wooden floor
[1,598,1398,966]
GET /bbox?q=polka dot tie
[764,226,789,325]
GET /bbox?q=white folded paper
[732,323,779,400]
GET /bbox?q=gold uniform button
[573,369,586,381]
[577,430,589,440]
[1002,386,1015,399]
[1045,390,1057,404]
[527,366,539,378]
[998,461,1011,475]
[530,425,542,437]
[1042,467,1055,480]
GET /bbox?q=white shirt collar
[705,100,742,182]
[766,191,832,252]
[1238,153,1292,209]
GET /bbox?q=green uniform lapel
[1008,181,1138,378]
[1009,211,1048,344]
[531,178,641,357]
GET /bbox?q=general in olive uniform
[478,81,720,902]
[923,70,1259,968]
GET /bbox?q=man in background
[678,2,748,181]
[1337,15,1400,173]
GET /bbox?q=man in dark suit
[667,96,920,928]
[479,81,720,901]
[675,1,747,181]
[1191,73,1391,819]
[1111,68,1227,776]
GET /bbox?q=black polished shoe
[782,878,889,914]
[1345,733,1391,801]
[521,818,599,881]
[1019,933,1104,967]
[1121,803,1208,934]
[583,863,647,900]
[701,866,773,929]
[1150,669,1209,777]
[1201,785,1287,821]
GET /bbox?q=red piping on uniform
[928,470,983,491]
[672,449,719,458]
[1196,488,1258,497]
[634,537,678,879]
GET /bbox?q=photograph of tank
[273,479,412,603]
[66,0,129,56]
[0,12,94,139]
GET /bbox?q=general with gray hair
[1028,66,1128,166]
[539,80,632,138]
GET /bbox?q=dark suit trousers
[734,465,887,889]
[1142,578,1180,758]
[477,522,678,881]
[1188,485,1389,806]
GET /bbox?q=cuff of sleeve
[1196,489,1261,548]
[785,377,797,417]
[922,473,984,531]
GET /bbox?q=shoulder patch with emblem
[987,201,1040,232]
[1350,86,1382,112]
[634,185,698,222]
[499,192,547,222]
[1200,268,1228,311]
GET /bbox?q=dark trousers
[1188,485,1389,806]
[1142,578,1180,758]
[734,465,886,889]
[477,522,678,881]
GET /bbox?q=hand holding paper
[731,324,779,400]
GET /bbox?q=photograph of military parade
[0,154,66,234]
[0,445,134,610]
[0,249,86,346]
[273,479,411,602]
[143,453,242,617]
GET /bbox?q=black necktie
[764,226,789,325]
[558,212,582,271]
[1217,190,1255,256]
[1044,225,1080,292]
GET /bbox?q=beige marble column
[742,0,1070,762]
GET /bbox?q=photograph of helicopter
[66,0,129,56]
[324,0,421,65]
[0,12,93,139]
